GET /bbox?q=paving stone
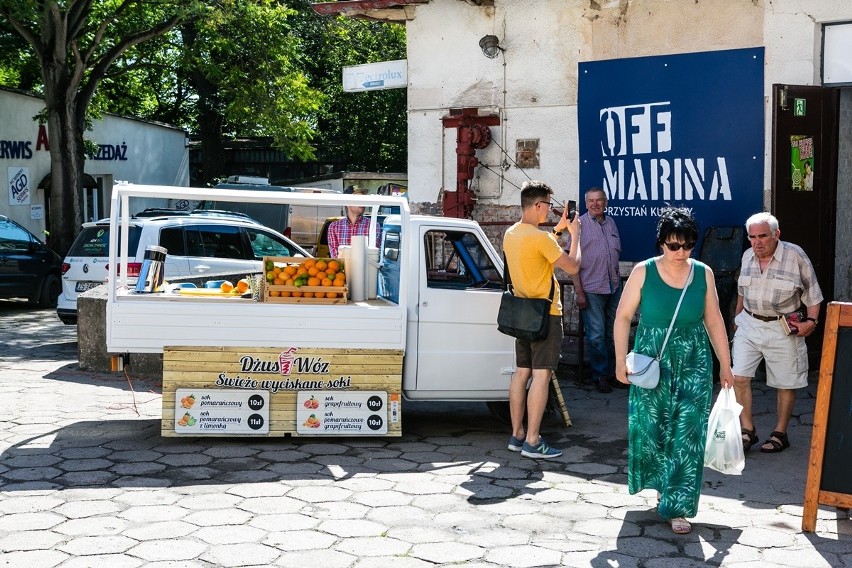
[236,495,303,515]
[762,547,840,566]
[185,508,254,527]
[273,549,356,568]
[0,549,69,567]
[56,447,112,459]
[226,483,292,499]
[112,476,173,488]
[409,541,485,563]
[55,499,122,518]
[56,470,117,486]
[334,536,411,557]
[0,529,65,551]
[108,450,164,462]
[53,516,129,536]
[2,455,63,468]
[287,485,352,503]
[248,512,319,532]
[351,557,434,568]
[126,539,207,562]
[365,505,431,526]
[334,477,396,492]
[176,492,243,511]
[0,495,64,513]
[122,520,197,540]
[264,529,337,551]
[0,511,66,531]
[309,501,370,520]
[295,443,349,455]
[486,544,564,567]
[59,554,145,568]
[117,505,189,522]
[58,535,139,556]
[351,489,412,507]
[1,466,63,481]
[192,524,267,545]
[317,519,387,537]
[360,458,419,472]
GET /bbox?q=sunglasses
[663,241,696,252]
[536,201,555,210]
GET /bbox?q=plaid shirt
[566,212,621,294]
[738,240,823,317]
[327,215,380,258]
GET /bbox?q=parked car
[57,209,310,324]
[0,215,62,307]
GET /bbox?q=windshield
[67,226,142,258]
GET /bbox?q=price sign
[174,389,269,434]
[297,391,388,435]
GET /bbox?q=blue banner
[578,47,764,261]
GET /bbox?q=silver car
[57,209,310,324]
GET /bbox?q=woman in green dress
[614,207,734,535]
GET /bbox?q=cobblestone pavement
[0,299,850,567]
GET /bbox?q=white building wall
[0,88,188,237]
[405,0,852,211]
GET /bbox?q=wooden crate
[261,256,348,304]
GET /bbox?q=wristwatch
[805,317,818,325]
[552,228,563,237]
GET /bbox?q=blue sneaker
[521,438,562,459]
[508,435,524,452]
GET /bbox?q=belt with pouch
[743,308,779,322]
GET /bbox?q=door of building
[771,84,839,355]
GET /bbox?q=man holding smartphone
[568,187,623,393]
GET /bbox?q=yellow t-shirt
[502,222,563,316]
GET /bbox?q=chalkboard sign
[802,302,852,532]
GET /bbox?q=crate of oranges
[261,257,348,304]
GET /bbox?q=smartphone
[568,200,577,221]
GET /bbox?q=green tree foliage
[289,1,407,172]
[0,0,192,255]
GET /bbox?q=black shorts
[515,315,564,370]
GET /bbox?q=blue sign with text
[578,47,764,261]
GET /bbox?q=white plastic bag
[704,387,745,475]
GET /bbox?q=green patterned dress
[628,259,712,520]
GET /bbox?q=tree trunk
[42,75,85,258]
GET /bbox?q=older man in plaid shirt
[732,212,823,455]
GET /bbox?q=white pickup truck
[105,184,518,437]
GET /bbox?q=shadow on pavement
[590,510,741,567]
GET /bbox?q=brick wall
[836,90,852,302]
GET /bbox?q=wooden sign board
[802,302,852,531]
[162,346,403,437]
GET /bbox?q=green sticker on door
[794,98,807,117]
[790,135,814,192]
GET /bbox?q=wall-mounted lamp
[479,35,503,59]
[780,85,788,110]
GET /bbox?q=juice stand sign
[162,346,403,437]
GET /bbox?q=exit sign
[794,98,807,117]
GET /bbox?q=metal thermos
[135,245,167,293]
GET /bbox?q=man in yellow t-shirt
[503,180,581,459]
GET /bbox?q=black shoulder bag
[496,253,555,341]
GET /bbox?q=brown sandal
[742,427,758,451]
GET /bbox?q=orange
[334,273,346,284]
[315,260,327,271]
[314,291,325,298]
[308,267,319,277]
[291,291,303,297]
[325,269,336,280]
[303,259,316,269]
[296,267,308,276]
[321,278,333,287]
[307,277,321,287]
[284,265,297,276]
[316,271,327,280]
[285,278,294,286]
[273,277,284,285]
[280,290,291,297]
[236,279,250,293]
[272,266,281,275]
[303,292,314,298]
[326,292,337,299]
[220,281,234,293]
[328,260,340,272]
[269,289,280,297]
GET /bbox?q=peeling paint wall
[405,0,851,214]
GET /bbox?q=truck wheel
[37,274,61,308]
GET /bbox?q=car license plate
[75,281,101,292]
